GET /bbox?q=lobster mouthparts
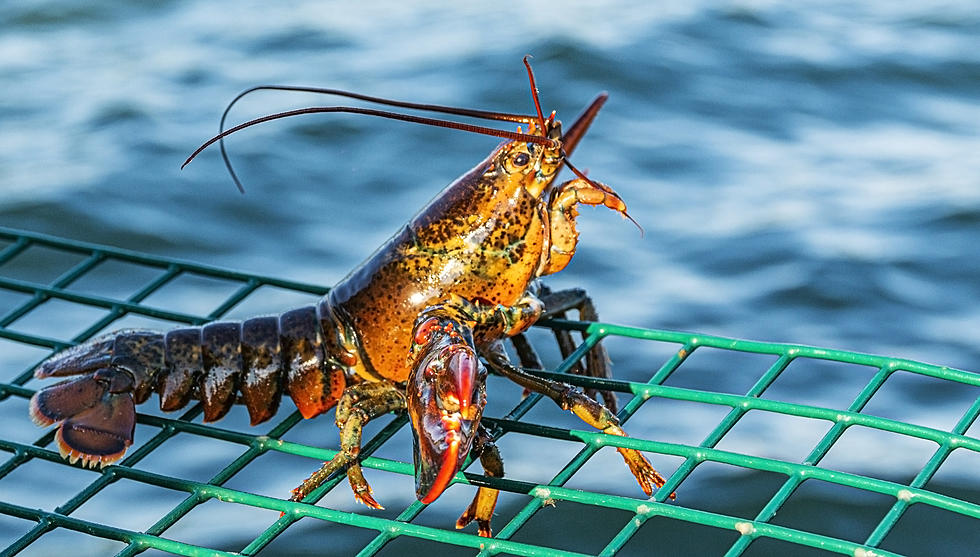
[407,328,486,504]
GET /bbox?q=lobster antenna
[218,85,543,192]
[522,55,548,134]
[183,106,558,170]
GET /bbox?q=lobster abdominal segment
[30,299,355,466]
[239,316,283,424]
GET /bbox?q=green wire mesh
[0,225,978,556]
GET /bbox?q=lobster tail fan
[30,374,107,426]
[34,334,115,379]
[30,372,136,468]
[56,390,135,468]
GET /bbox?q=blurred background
[1,1,978,555]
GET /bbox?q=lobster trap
[0,226,978,556]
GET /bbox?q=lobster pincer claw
[406,312,488,504]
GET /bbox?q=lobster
[28,57,668,537]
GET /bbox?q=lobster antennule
[182,106,558,171]
[522,55,548,135]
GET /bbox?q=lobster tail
[30,301,353,466]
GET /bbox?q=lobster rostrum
[29,57,668,537]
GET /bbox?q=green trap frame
[0,226,978,556]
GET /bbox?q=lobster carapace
[29,57,668,537]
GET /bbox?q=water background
[1,1,978,555]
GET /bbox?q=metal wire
[0,225,978,556]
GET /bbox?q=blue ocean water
[1,1,978,555]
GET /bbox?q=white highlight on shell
[464,218,496,247]
[408,288,437,306]
[438,258,466,285]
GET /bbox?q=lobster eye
[512,152,530,167]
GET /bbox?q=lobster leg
[481,340,671,498]
[289,381,406,509]
[533,174,634,413]
[407,293,664,537]
[405,302,503,537]
[540,176,633,277]
[405,301,490,507]
[537,284,618,413]
[425,293,543,340]
[404,295,553,536]
[510,332,544,371]
[455,424,503,537]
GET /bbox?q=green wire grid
[0,225,978,556]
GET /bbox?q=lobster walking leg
[289,381,406,509]
[531,173,635,415]
[537,284,618,413]
[481,340,670,498]
[455,424,503,537]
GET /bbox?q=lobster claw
[406,315,487,504]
